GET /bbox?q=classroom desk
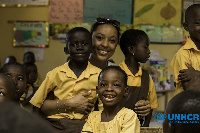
[156,89,175,110]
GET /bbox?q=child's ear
[183,22,189,31]
[123,87,129,97]
[127,46,135,55]
[64,47,69,55]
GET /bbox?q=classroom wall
[0,6,182,112]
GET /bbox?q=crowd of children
[1,4,200,133]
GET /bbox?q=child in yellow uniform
[119,29,158,127]
[30,27,101,133]
[171,4,200,94]
[21,62,39,111]
[82,66,140,133]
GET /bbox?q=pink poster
[49,0,83,23]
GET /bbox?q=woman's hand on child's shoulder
[134,100,151,117]
[69,91,94,114]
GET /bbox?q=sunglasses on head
[95,17,120,27]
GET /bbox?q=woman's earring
[97,93,99,97]
[132,52,134,56]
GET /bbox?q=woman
[89,17,120,69]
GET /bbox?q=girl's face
[4,65,27,100]
[133,36,151,63]
[97,69,127,107]
[0,76,14,102]
[92,24,118,62]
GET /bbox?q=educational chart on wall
[0,0,48,6]
[140,25,183,44]
[83,0,133,24]
[133,0,182,27]
[13,21,49,47]
[49,0,83,23]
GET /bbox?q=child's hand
[134,100,151,117]
[69,90,94,114]
[178,63,199,82]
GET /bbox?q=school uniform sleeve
[30,71,54,108]
[147,75,159,109]
[121,109,140,133]
[171,48,191,94]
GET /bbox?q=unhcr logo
[154,113,200,124]
[154,113,166,123]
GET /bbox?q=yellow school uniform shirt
[171,38,200,95]
[119,61,158,109]
[30,61,101,119]
[82,107,140,133]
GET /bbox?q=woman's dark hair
[91,17,120,42]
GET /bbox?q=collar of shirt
[183,38,200,51]
[59,61,100,80]
[119,60,142,77]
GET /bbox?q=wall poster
[13,21,49,47]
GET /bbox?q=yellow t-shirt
[171,38,200,95]
[82,107,140,133]
[30,62,101,119]
[119,61,158,109]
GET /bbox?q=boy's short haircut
[120,29,148,56]
[164,90,200,133]
[185,4,200,23]
[0,102,54,133]
[66,27,92,44]
[98,66,127,86]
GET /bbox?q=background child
[119,29,158,127]
[0,62,27,103]
[163,90,200,133]
[21,62,39,111]
[30,27,101,133]
[82,66,140,133]
[0,73,17,102]
[23,51,42,88]
[171,4,200,94]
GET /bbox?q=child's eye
[0,91,5,96]
[195,21,200,24]
[100,83,106,87]
[18,77,24,81]
[82,42,88,46]
[114,84,120,87]
[69,42,77,47]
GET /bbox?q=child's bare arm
[41,91,94,116]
